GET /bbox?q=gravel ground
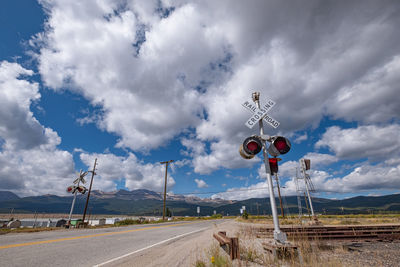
[319,240,400,267]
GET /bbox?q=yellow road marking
[0,221,199,250]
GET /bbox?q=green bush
[242,210,249,219]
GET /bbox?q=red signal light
[239,136,263,159]
[247,141,259,152]
[268,158,279,174]
[77,186,87,194]
[274,139,287,151]
[268,136,291,156]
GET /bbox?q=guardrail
[213,231,239,260]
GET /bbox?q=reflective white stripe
[93,227,209,267]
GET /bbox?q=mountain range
[1,190,400,216]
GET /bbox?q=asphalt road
[0,220,226,266]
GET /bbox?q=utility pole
[275,172,285,218]
[82,158,97,224]
[160,160,173,221]
[255,202,260,216]
[252,92,286,243]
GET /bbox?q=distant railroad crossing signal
[67,169,89,227]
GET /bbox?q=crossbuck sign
[242,98,280,129]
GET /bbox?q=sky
[0,0,399,201]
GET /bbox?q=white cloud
[0,61,75,196]
[293,133,308,144]
[320,162,400,193]
[303,152,338,167]
[0,61,46,150]
[315,125,400,160]
[31,0,400,177]
[194,178,208,188]
[192,139,260,174]
[79,152,175,192]
[211,181,269,201]
[326,55,400,123]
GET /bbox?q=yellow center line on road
[0,221,201,250]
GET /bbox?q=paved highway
[0,220,226,266]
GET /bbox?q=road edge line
[93,226,209,267]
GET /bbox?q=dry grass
[193,243,233,267]
[0,227,62,235]
[237,214,400,226]
[235,223,368,267]
[318,214,400,225]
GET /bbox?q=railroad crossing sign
[242,99,280,129]
[73,171,88,184]
[67,170,89,194]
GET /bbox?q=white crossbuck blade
[73,171,88,184]
[242,99,280,129]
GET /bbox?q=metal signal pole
[82,158,97,224]
[252,92,286,243]
[160,160,173,221]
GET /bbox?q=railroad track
[254,224,400,241]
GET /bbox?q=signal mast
[66,170,88,227]
[240,92,291,243]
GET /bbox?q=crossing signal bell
[267,136,291,157]
[239,136,263,159]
